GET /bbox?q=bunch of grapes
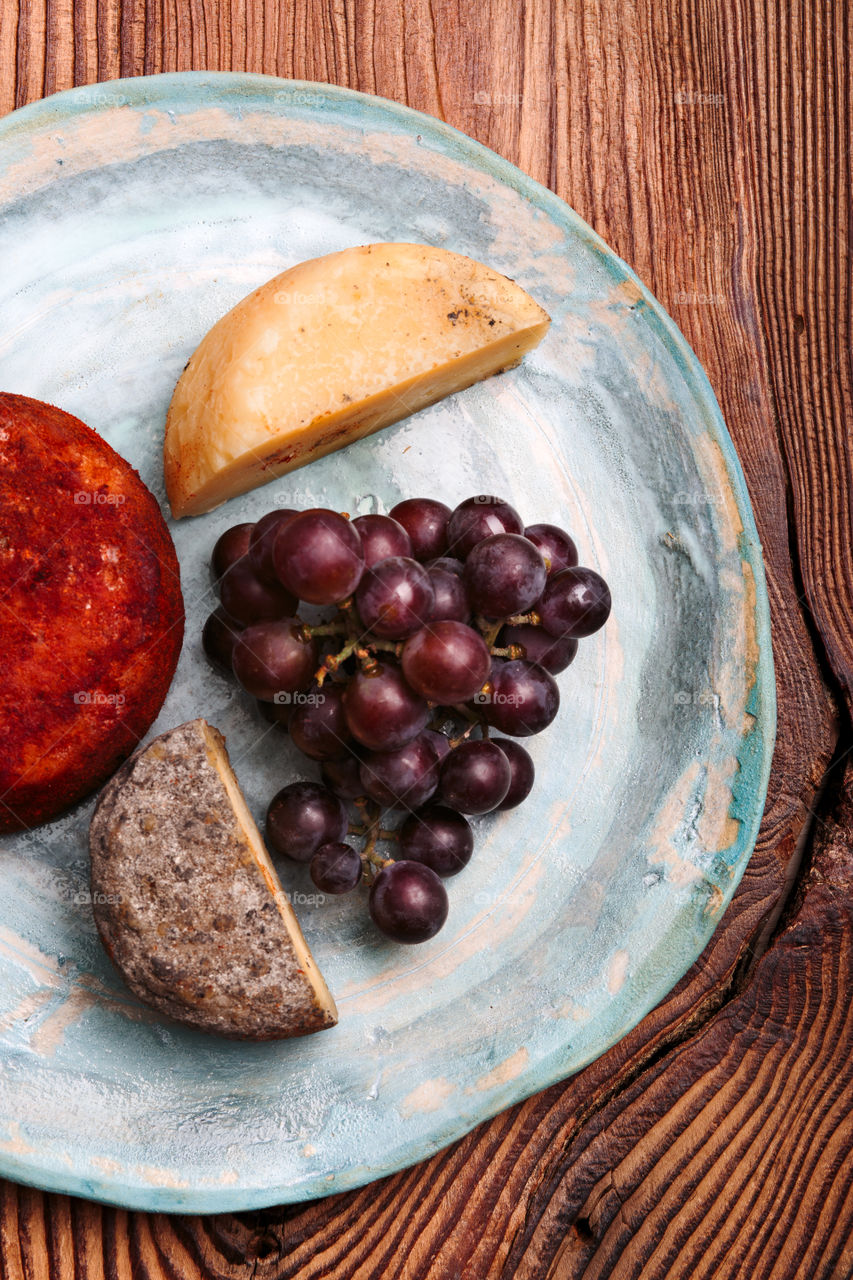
[203,495,611,944]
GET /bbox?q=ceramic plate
[0,73,775,1212]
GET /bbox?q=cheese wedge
[89,719,337,1040]
[164,243,550,517]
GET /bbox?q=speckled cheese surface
[89,719,337,1040]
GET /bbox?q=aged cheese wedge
[164,242,550,517]
[89,718,337,1040]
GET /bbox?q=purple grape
[493,739,535,809]
[352,513,412,567]
[539,567,612,638]
[389,498,451,561]
[427,559,471,623]
[266,782,348,863]
[310,842,363,894]
[321,752,367,800]
[499,623,578,675]
[399,804,474,877]
[359,733,441,810]
[202,606,244,673]
[438,739,511,814]
[248,509,297,583]
[401,621,491,704]
[480,660,560,736]
[369,861,449,943]
[464,533,546,618]
[273,508,364,604]
[355,556,435,640]
[422,729,452,762]
[342,661,429,751]
[289,684,352,760]
[211,522,254,580]
[219,558,297,625]
[232,619,318,701]
[446,495,523,559]
[524,523,579,576]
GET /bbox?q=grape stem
[300,620,348,638]
[490,644,525,659]
[314,636,360,686]
[504,611,542,627]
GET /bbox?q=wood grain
[0,0,850,1275]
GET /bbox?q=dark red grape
[369,861,449,943]
[211,522,254,580]
[352,513,412,566]
[464,533,546,618]
[232,619,317,701]
[219,558,297,625]
[524,523,579,576]
[289,684,352,760]
[539,566,612,638]
[401,621,491,704]
[389,498,451,561]
[342,661,429,751]
[446,495,523,559]
[266,782,348,863]
[359,733,441,810]
[355,556,435,640]
[399,804,474,877]
[438,739,511,814]
[427,559,471,622]
[493,739,535,809]
[422,729,452,762]
[310,842,362,894]
[321,752,366,800]
[248,509,297,583]
[273,508,364,604]
[499,623,578,675]
[202,606,244,673]
[480,659,560,736]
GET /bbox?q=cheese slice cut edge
[164,242,551,518]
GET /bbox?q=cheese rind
[89,719,338,1040]
[164,243,551,517]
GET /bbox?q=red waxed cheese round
[0,394,185,833]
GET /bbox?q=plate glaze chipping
[0,73,775,1212]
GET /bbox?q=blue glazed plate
[0,73,774,1212]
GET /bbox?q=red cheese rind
[0,393,184,833]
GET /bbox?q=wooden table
[1,2,850,1276]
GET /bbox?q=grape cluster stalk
[203,495,611,944]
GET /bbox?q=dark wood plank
[0,0,849,1275]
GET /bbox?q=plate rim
[0,69,776,1213]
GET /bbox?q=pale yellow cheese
[164,243,551,518]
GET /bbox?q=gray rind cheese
[89,718,338,1040]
